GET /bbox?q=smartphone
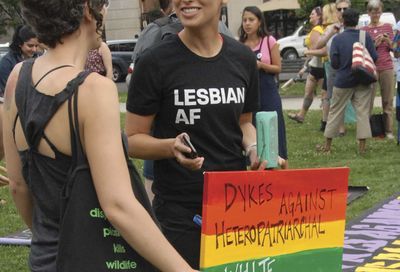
[182,135,198,159]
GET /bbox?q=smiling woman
[125,0,282,269]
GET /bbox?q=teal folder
[256,111,279,168]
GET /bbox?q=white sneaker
[386,133,394,140]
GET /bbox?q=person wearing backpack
[126,0,287,268]
[131,0,232,64]
[130,0,233,202]
[2,0,199,271]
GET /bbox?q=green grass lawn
[0,108,399,271]
[279,80,384,97]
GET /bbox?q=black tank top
[13,59,89,271]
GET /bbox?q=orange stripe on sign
[202,169,348,235]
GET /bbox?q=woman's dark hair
[9,25,37,54]
[21,0,107,48]
[313,6,323,25]
[342,8,359,27]
[238,6,269,43]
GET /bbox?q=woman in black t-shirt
[125,0,284,268]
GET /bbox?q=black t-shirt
[127,34,259,206]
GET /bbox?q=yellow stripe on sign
[200,220,345,268]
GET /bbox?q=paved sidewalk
[119,96,386,113]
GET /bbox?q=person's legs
[0,104,4,160]
[322,86,353,151]
[321,89,329,131]
[352,84,373,153]
[288,73,321,122]
[378,69,394,136]
[153,198,201,269]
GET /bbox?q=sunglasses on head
[337,7,347,12]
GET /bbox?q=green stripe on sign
[202,247,343,272]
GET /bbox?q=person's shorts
[309,66,325,81]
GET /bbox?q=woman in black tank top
[2,1,197,271]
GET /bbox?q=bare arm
[305,47,328,57]
[124,112,204,170]
[100,42,113,80]
[304,29,327,59]
[3,64,33,229]
[258,43,281,74]
[315,24,340,49]
[81,76,195,272]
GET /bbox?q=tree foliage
[0,0,24,36]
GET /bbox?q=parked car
[125,62,134,87]
[107,39,137,82]
[0,43,9,61]
[358,12,397,30]
[278,22,308,60]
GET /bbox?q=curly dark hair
[21,0,107,48]
[9,25,37,54]
[238,6,269,43]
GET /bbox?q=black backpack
[153,16,183,40]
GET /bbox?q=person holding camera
[362,0,395,139]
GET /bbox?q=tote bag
[56,75,157,272]
[370,113,385,138]
[351,30,377,85]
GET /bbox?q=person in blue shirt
[318,8,377,154]
[0,25,38,95]
[0,25,38,160]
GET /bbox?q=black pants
[153,197,201,269]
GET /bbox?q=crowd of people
[0,0,398,271]
[287,0,398,153]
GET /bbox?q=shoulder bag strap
[266,36,272,65]
[360,30,366,66]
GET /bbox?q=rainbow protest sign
[200,168,349,272]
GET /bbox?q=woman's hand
[278,156,288,169]
[248,145,288,170]
[247,146,267,170]
[172,133,204,170]
[256,60,263,70]
[298,66,307,78]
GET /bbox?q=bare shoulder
[4,62,23,111]
[100,42,111,53]
[78,73,119,113]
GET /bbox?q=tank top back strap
[14,59,90,149]
[34,65,74,88]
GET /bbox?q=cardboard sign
[200,168,349,272]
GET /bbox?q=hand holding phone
[182,134,198,159]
